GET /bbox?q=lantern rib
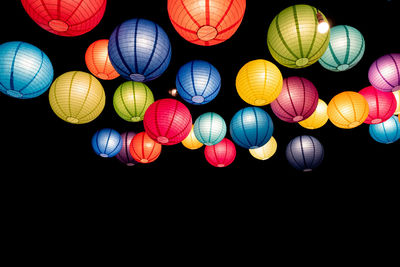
[75,73,94,119]
[168,18,198,34]
[79,89,104,121]
[176,74,192,99]
[141,23,159,75]
[274,12,299,62]
[91,42,101,76]
[133,20,140,75]
[205,0,210,25]
[310,32,331,64]
[207,113,214,144]
[319,57,337,69]
[94,132,102,155]
[63,0,84,23]
[267,39,297,67]
[9,42,23,91]
[240,109,253,147]
[252,108,259,145]
[299,136,309,170]
[292,5,304,58]
[181,0,201,27]
[19,51,44,93]
[190,61,198,96]
[305,6,318,58]
[137,83,150,118]
[119,83,134,119]
[66,0,107,27]
[40,0,54,20]
[299,78,307,118]
[217,16,242,34]
[331,97,352,126]
[343,26,351,64]
[215,0,235,28]
[388,54,400,86]
[114,25,133,76]
[143,44,171,77]
[124,134,131,163]
[308,136,317,170]
[288,140,302,170]
[163,101,179,139]
[347,37,365,66]
[328,42,342,67]
[201,63,213,97]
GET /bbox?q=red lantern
[129,132,162,164]
[167,0,246,46]
[85,39,119,80]
[359,86,397,124]
[21,0,107,37]
[204,138,236,167]
[143,99,192,145]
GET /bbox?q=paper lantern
[181,125,203,150]
[0,41,53,99]
[393,90,400,115]
[249,136,277,160]
[236,59,283,106]
[167,0,246,46]
[368,53,400,92]
[267,4,330,68]
[359,85,396,124]
[48,71,105,124]
[327,91,369,129]
[230,107,274,149]
[204,138,236,167]
[193,112,227,146]
[21,0,106,37]
[286,135,324,172]
[108,18,171,82]
[85,39,119,80]
[369,116,400,144]
[113,81,154,122]
[298,99,328,129]
[319,25,365,72]
[91,128,122,158]
[129,132,162,164]
[176,60,221,105]
[270,76,319,123]
[143,98,192,145]
[115,132,138,166]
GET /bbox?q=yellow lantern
[249,136,277,160]
[181,125,203,150]
[393,90,400,115]
[299,99,328,129]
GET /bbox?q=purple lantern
[116,132,138,166]
[368,53,400,92]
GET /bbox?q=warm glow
[318,21,330,34]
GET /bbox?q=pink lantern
[359,86,397,124]
[204,138,236,167]
[368,53,400,92]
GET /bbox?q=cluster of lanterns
[1,0,399,171]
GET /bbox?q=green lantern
[113,81,154,122]
[267,4,330,68]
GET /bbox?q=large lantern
[129,132,162,164]
[91,128,123,158]
[368,53,400,92]
[359,85,396,124]
[369,115,400,144]
[85,39,119,80]
[298,99,329,129]
[193,112,227,146]
[249,136,277,160]
[115,132,138,166]
[286,135,324,172]
[204,138,236,167]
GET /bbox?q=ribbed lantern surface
[91,128,123,158]
[204,138,236,167]
[116,132,138,166]
[181,125,203,150]
[129,132,162,164]
[368,53,400,92]
[298,99,328,129]
[369,115,400,144]
[193,112,227,146]
[359,85,396,124]
[286,135,324,172]
[249,136,277,160]
[394,91,400,115]
[85,39,119,80]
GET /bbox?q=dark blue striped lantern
[115,131,138,166]
[0,41,53,99]
[108,18,171,82]
[92,128,123,158]
[230,107,274,149]
[175,60,221,105]
[369,116,400,144]
[286,135,324,172]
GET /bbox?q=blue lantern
[92,128,123,158]
[193,112,226,146]
[369,116,400,144]
[0,41,53,99]
[108,18,171,82]
[286,135,324,172]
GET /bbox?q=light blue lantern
[193,112,226,146]
[369,116,400,144]
[92,128,123,158]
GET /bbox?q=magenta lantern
[368,53,400,92]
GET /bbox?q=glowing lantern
[359,85,396,124]
[129,132,162,164]
[319,25,365,72]
[113,81,154,122]
[267,4,330,68]
[369,116,400,144]
[393,90,400,115]
[0,41,53,99]
[204,138,236,167]
[286,135,324,172]
[91,128,122,158]
[298,99,328,129]
[249,136,277,160]
[167,0,246,46]
[270,76,319,123]
[108,18,171,82]
[181,125,203,150]
[48,71,105,124]
[193,112,226,146]
[143,99,192,145]
[21,0,106,37]
[236,59,283,106]
[230,107,274,149]
[327,91,369,129]
[115,132,138,166]
[368,53,400,92]
[176,60,221,105]
[85,39,119,80]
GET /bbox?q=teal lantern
[193,112,226,146]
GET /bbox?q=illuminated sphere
[115,132,138,166]
[167,0,246,46]
[91,128,122,158]
[298,99,329,129]
[108,18,171,82]
[21,0,106,37]
[267,4,330,68]
[193,112,227,146]
[319,25,365,72]
[48,71,105,124]
[143,99,192,145]
[286,135,324,172]
[181,125,203,150]
[0,41,53,99]
[113,81,154,122]
[230,107,274,149]
[85,39,119,80]
[368,53,400,92]
[369,116,400,144]
[129,132,162,164]
[270,76,319,123]
[236,59,283,106]
[359,86,396,124]
[204,138,236,167]
[249,136,277,160]
[327,91,369,129]
[393,90,400,115]
[176,60,221,105]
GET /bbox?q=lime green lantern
[267,4,330,68]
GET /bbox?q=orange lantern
[85,39,119,80]
[129,132,162,163]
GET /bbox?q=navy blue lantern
[92,128,123,158]
[285,135,324,172]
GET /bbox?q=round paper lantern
[236,59,283,106]
[267,4,330,68]
[230,107,274,149]
[181,125,203,150]
[270,77,319,123]
[108,18,171,82]
[193,112,227,146]
[48,71,105,124]
[327,91,369,129]
[286,135,324,172]
[143,98,192,145]
[129,132,162,164]
[167,0,246,46]
[298,99,329,129]
[21,0,107,37]
[176,60,221,105]
[0,41,53,99]
[319,25,365,72]
[115,132,138,166]
[368,53,400,92]
[393,90,400,115]
[91,128,122,158]
[359,85,396,124]
[85,39,119,80]
[113,81,154,122]
[204,138,236,167]
[369,116,400,144]
[249,136,277,160]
